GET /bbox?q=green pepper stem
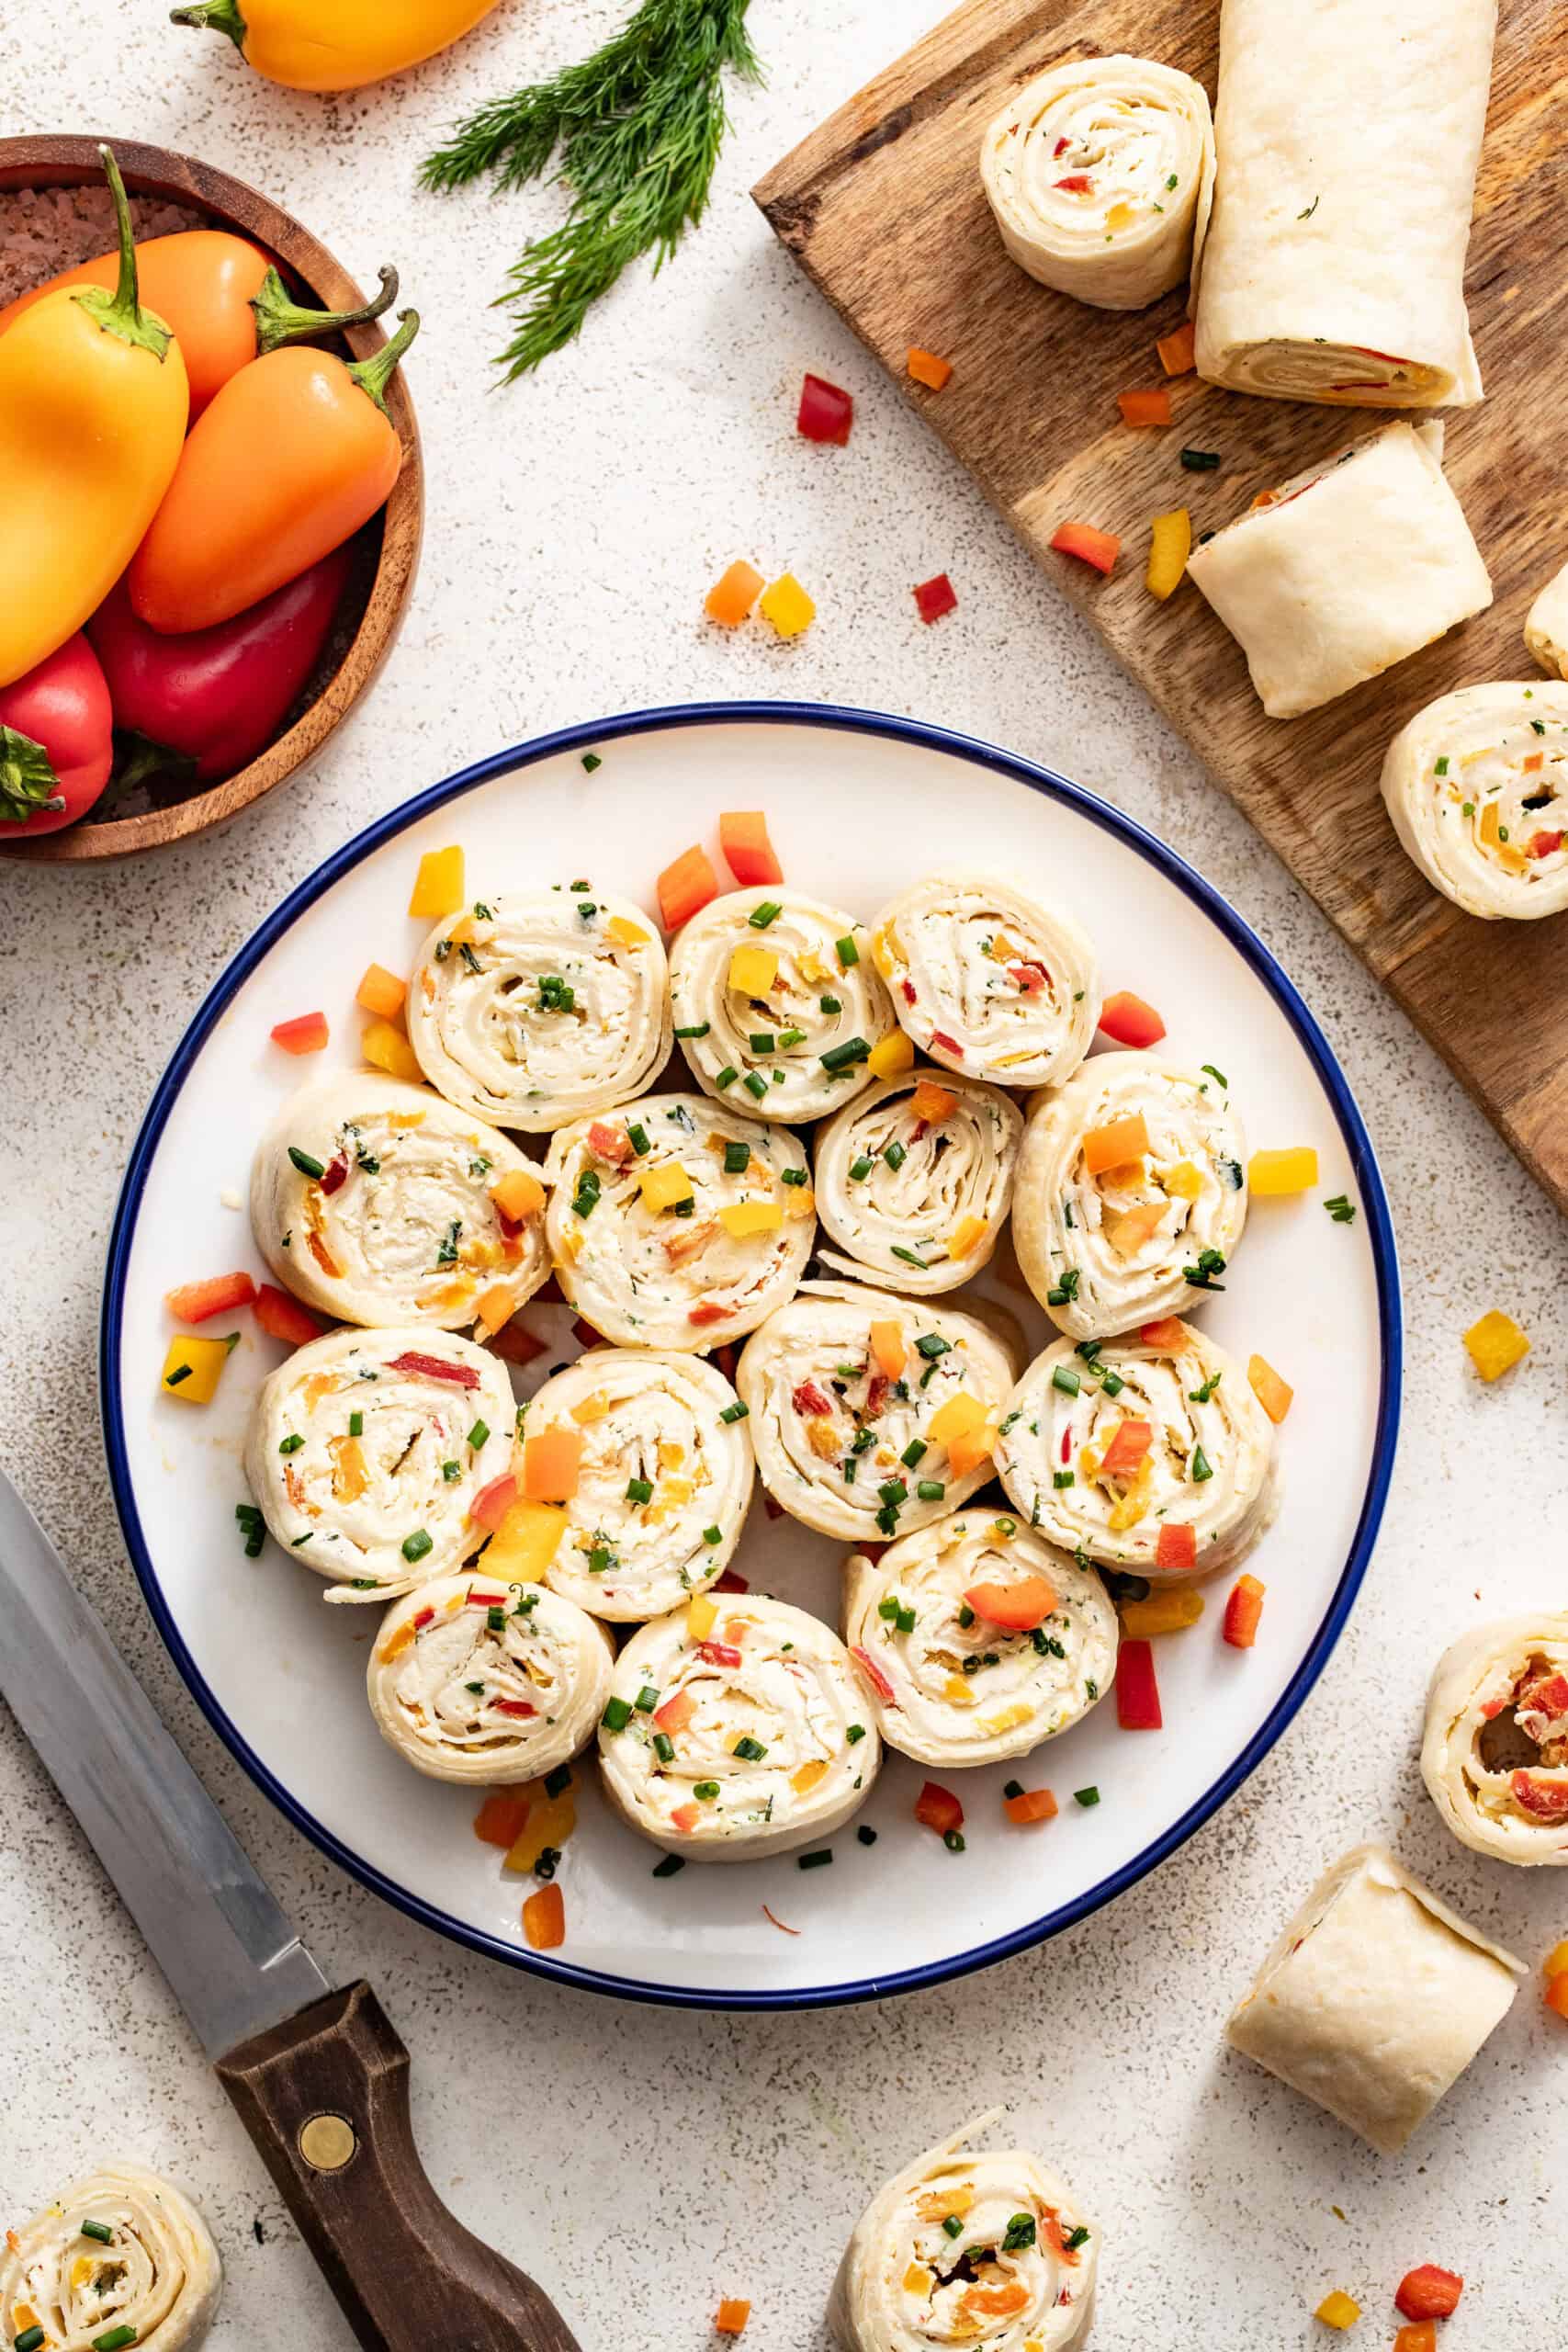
[347,309,420,413]
[74,148,173,361]
[0,726,65,823]
[169,0,247,50]
[252,263,400,358]
[111,730,198,797]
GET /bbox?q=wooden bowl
[0,135,423,863]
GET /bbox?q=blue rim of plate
[100,699,1402,2011]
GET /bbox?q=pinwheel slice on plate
[980,51,1214,312]
[1380,683,1568,920]
[597,1593,878,1859]
[668,888,898,1122]
[405,885,671,1130]
[250,1073,548,1331]
[871,876,1100,1091]
[243,1326,519,1603]
[1011,1052,1247,1340]
[813,1070,1023,1295]
[541,1093,813,1351]
[1421,1614,1568,1863]
[995,1322,1276,1578]
[517,1347,754,1620]
[737,1284,1017,1542]
[0,2162,222,2352]
[829,2111,1100,2352]
[367,1572,613,1784]
[842,1510,1116,1765]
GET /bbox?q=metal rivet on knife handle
[299,2113,357,2173]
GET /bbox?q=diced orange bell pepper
[1100,1419,1153,1479]
[165,1271,256,1323]
[271,1010,329,1055]
[1393,2269,1462,2323]
[1156,320,1197,376]
[1005,1787,1058,1825]
[523,1428,584,1502]
[914,1781,964,1838]
[1394,2326,1437,2352]
[1223,1574,1266,1649]
[910,1077,958,1124]
[491,1167,546,1224]
[907,347,953,390]
[522,1882,566,1951]
[474,1283,517,1337]
[947,1424,996,1479]
[1083,1114,1150,1176]
[1544,1970,1568,2023]
[1155,1521,1198,1573]
[254,1283,324,1347]
[1118,386,1172,428]
[1098,990,1167,1048]
[408,845,464,920]
[657,842,720,933]
[870,1320,908,1378]
[715,2301,750,2337]
[705,560,764,628]
[652,1689,697,1734]
[964,1576,1056,1632]
[474,1789,532,1849]
[1051,521,1121,575]
[1247,1353,1293,1424]
[1109,1199,1166,1257]
[719,810,783,887]
[1139,1317,1187,1350]
[355,962,407,1020]
[362,1017,423,1081]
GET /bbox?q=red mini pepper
[1116,1639,1163,1729]
[88,548,350,785]
[0,632,114,835]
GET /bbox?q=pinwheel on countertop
[1421,1615,1568,1862]
[0,2163,221,2352]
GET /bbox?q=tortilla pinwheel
[367,1571,613,1784]
[1525,562,1568,681]
[668,888,899,1122]
[0,2164,221,2352]
[980,53,1214,312]
[244,1325,520,1603]
[405,885,671,1131]
[1380,683,1568,921]
[995,1323,1276,1578]
[737,1284,1017,1542]
[541,1093,814,1350]
[597,1592,878,1859]
[813,1070,1023,1295]
[250,1072,548,1330]
[1421,1614,1568,1864]
[829,2112,1100,2352]
[1011,1052,1247,1340]
[841,1510,1116,1766]
[871,876,1100,1091]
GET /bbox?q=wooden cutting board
[753,0,1568,1208]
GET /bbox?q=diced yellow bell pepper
[944,1676,977,1705]
[1248,1147,1319,1195]
[718,1200,784,1238]
[378,1620,417,1664]
[1145,508,1191,601]
[638,1162,694,1212]
[1464,1309,1529,1382]
[160,1333,231,1405]
[980,1702,1034,1735]
[570,1394,613,1425]
[1314,2290,1360,2330]
[1106,201,1136,232]
[605,915,649,948]
[482,1499,568,1583]
[759,572,816,639]
[1479,798,1529,873]
[947,1214,989,1260]
[1122,1586,1205,1637]
[503,1779,577,1874]
[928,1390,986,1447]
[792,1758,829,1794]
[903,2266,934,2298]
[363,1017,423,1082]
[688,1594,719,1642]
[408,845,465,919]
[1162,1159,1202,1201]
[867,1030,916,1079]
[728,944,779,997]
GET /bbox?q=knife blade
[0,1468,581,2352]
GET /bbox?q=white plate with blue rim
[101,702,1400,2008]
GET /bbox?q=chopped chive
[1074,1785,1100,1807]
[545,1764,573,1798]
[723,1141,751,1174]
[884,1140,907,1170]
[468,1418,491,1450]
[487,1604,506,1632]
[653,1732,675,1762]
[715,1066,739,1090]
[748,900,782,928]
[674,1022,711,1039]
[626,1476,654,1503]
[1052,1365,1080,1396]
[694,1780,720,1799]
[915,1333,951,1361]
[781,1165,808,1186]
[581,751,602,772]
[901,1439,928,1468]
[743,1071,769,1100]
[748,1032,775,1053]
[916,1480,944,1502]
[652,1852,685,1876]
[288,1146,325,1179]
[835,934,860,967]
[798,1848,833,1869]
[847,1723,866,1744]
[636,1684,660,1713]
[602,1697,633,1732]
[943,1828,965,1852]
[891,1246,929,1269]
[1054,1470,1075,1489]
[627,1123,651,1154]
[277,1432,304,1454]
[942,2214,964,2239]
[1200,1063,1228,1089]
[164,1363,193,1387]
[720,1401,749,1423]
[1179,447,1222,471]
[1003,1779,1024,1800]
[818,993,842,1014]
[80,2220,116,2245]
[93,2333,139,2352]
[850,1154,874,1181]
[1324,1193,1357,1224]
[820,1035,870,1072]
[1100,1369,1125,1397]
[857,1825,877,1845]
[777,1026,807,1046]
[1190,1445,1213,1482]
[348,1410,364,1437]
[466,1679,485,1694]
[1182,1248,1226,1290]
[401,1529,433,1563]
[734,1735,767,1761]
[15,2331,46,2352]
[442,1460,460,1481]
[1065,2224,1091,2251]
[702,1524,724,1547]
[1046,1268,1081,1306]
[1001,2214,1036,2253]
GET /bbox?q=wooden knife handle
[217,1980,582,2352]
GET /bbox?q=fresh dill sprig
[420,0,760,380]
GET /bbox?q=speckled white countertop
[1,3,1564,2344]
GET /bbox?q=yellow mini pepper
[171,0,502,91]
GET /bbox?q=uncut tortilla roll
[995,1323,1277,1580]
[980,53,1214,312]
[244,1326,519,1604]
[405,885,670,1131]
[738,1283,1017,1543]
[0,2162,221,2352]
[829,2112,1100,2352]
[1193,0,1495,407]
[1185,424,1493,720]
[842,1510,1116,1767]
[669,888,898,1123]
[1226,1843,1526,2154]
[598,1594,879,1860]
[814,1070,1023,1295]
[542,1093,813,1350]
[871,875,1100,1091]
[1011,1052,1247,1340]
[1381,683,1568,919]
[1421,1615,1568,1863]
[1525,561,1568,679]
[251,1072,548,1330]
[367,1571,613,1784]
[518,1347,754,1620]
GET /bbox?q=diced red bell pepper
[586,1121,631,1164]
[1116,1639,1162,1729]
[386,1351,482,1388]
[1010,963,1046,995]
[797,372,854,446]
[270,1010,330,1056]
[488,1321,548,1366]
[719,810,783,887]
[913,572,958,625]
[0,630,114,835]
[657,842,719,933]
[653,1690,697,1734]
[1393,2268,1463,2323]
[696,1641,743,1668]
[164,1271,257,1323]
[491,1697,538,1720]
[1155,1521,1197,1573]
[964,1576,1056,1632]
[471,1476,518,1531]
[1051,521,1120,574]
[253,1283,324,1347]
[1099,989,1167,1047]
[319,1154,349,1196]
[914,1781,964,1837]
[473,1789,531,1849]
[1100,1420,1152,1479]
[1529,830,1563,859]
[670,1804,701,1834]
[1510,1770,1568,1822]
[412,1607,436,1630]
[688,1302,733,1328]
[1054,174,1094,193]
[792,1380,834,1417]
[852,1645,897,1703]
[1223,1573,1266,1649]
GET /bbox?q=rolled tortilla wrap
[842,1510,1116,1766]
[1011,1053,1247,1340]
[541,1093,813,1350]
[0,2163,221,2352]
[738,1283,1017,1542]
[980,53,1214,312]
[367,1571,613,1784]
[871,876,1100,1091]
[1380,683,1568,920]
[405,885,670,1131]
[1525,561,1568,679]
[995,1323,1276,1578]
[829,2112,1099,2352]
[1421,1614,1568,1863]
[1226,1842,1526,2154]
[814,1070,1023,1295]
[598,1593,879,1859]
[250,1072,548,1329]
[519,1346,753,1620]
[669,888,898,1122]
[1193,0,1495,407]
[1185,424,1493,719]
[243,1325,519,1604]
